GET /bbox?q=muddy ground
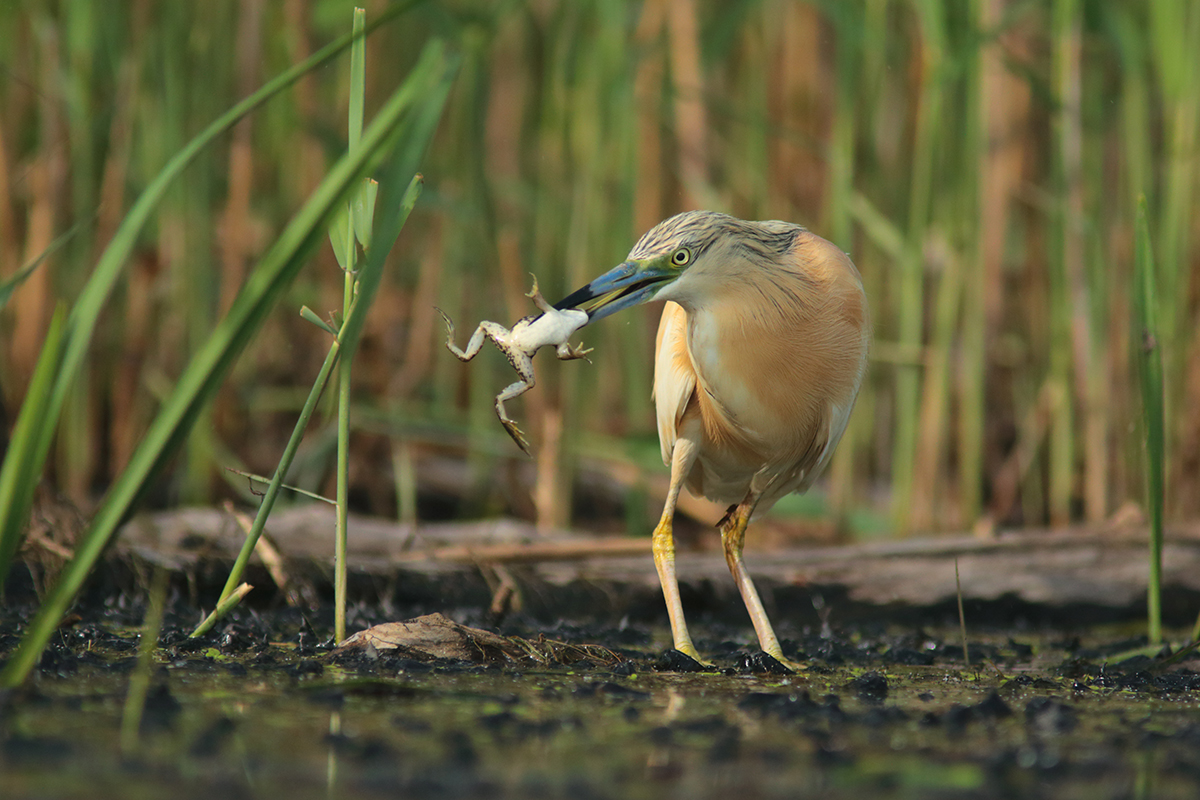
[4,556,1200,800]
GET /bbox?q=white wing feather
[653,302,695,467]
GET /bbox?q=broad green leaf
[353,179,378,250]
[328,204,352,270]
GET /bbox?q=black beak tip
[553,285,596,312]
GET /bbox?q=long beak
[554,260,675,323]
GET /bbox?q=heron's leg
[720,497,798,670]
[653,428,707,664]
[436,309,491,362]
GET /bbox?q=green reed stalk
[334,7,369,645]
[1046,0,1078,527]
[0,306,66,575]
[825,0,863,516]
[0,2,425,595]
[960,0,989,526]
[891,0,945,535]
[2,40,451,684]
[195,144,434,636]
[1148,3,1199,430]
[1134,196,1165,645]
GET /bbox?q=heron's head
[556,210,801,322]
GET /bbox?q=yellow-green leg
[653,430,710,664]
[721,498,801,671]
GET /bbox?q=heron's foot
[656,648,715,673]
[499,416,532,456]
[762,646,803,674]
[749,649,802,674]
[673,641,715,669]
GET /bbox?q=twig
[956,557,969,667]
[226,468,336,505]
[395,538,650,565]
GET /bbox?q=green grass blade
[190,340,341,639]
[0,42,453,686]
[339,101,450,361]
[1134,195,1165,645]
[0,1,424,587]
[0,219,91,309]
[0,305,67,580]
[195,48,452,639]
[349,8,366,154]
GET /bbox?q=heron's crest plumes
[628,210,805,265]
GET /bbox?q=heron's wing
[653,301,696,466]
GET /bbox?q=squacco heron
[557,211,869,667]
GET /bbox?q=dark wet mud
[4,576,1200,799]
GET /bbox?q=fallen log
[115,504,1200,618]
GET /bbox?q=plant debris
[335,613,525,663]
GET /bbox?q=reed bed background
[1,0,1196,539]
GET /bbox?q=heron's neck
[674,260,809,329]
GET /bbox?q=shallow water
[5,604,1200,800]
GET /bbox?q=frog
[437,275,591,454]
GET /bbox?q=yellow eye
[671,248,692,267]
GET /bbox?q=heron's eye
[670,248,692,267]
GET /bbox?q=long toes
[434,307,455,337]
[502,421,531,455]
[674,642,716,668]
[564,346,593,362]
[766,649,803,673]
[655,649,715,672]
[778,657,804,673]
[743,651,800,674]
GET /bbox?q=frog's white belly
[512,308,589,353]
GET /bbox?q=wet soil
[4,568,1200,799]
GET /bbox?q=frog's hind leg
[495,350,536,455]
[436,308,488,362]
[495,379,534,455]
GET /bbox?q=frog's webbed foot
[498,416,531,456]
[526,274,556,314]
[557,341,593,362]
[435,307,455,338]
[495,377,535,456]
[436,307,489,362]
[494,369,537,455]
